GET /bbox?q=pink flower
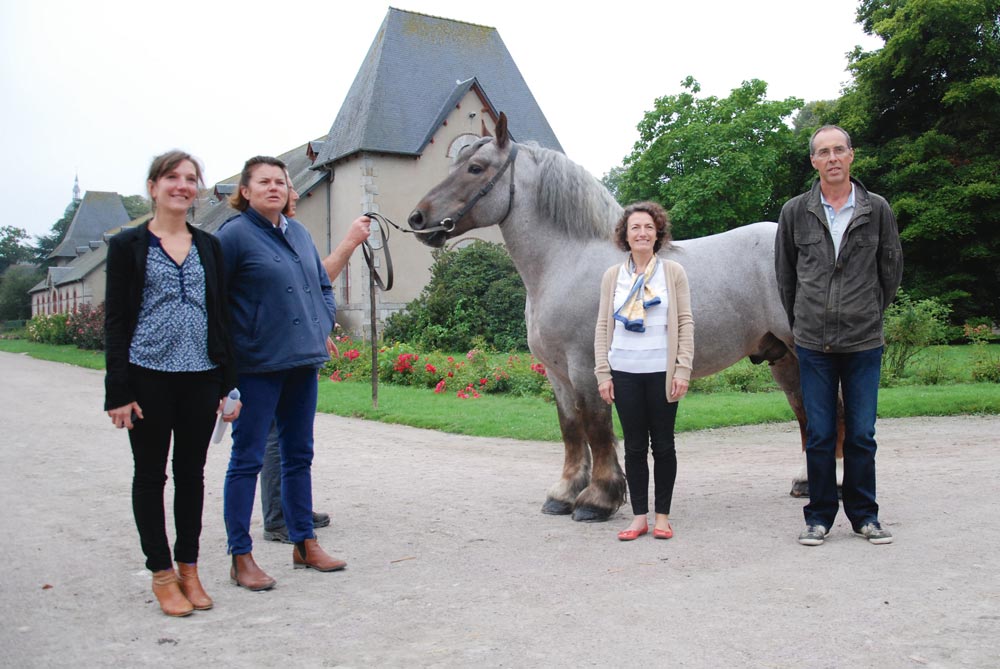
[434,379,447,394]
[329,370,343,382]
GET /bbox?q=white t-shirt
[608,261,669,374]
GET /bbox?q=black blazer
[103,222,236,410]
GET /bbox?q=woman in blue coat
[215,156,346,591]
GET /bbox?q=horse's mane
[521,143,623,240]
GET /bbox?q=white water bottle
[211,389,240,444]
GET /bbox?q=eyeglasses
[812,146,851,160]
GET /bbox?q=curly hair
[613,201,672,252]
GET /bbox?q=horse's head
[408,112,518,248]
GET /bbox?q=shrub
[881,290,950,383]
[67,303,104,350]
[26,313,72,345]
[383,242,527,351]
[965,323,1000,383]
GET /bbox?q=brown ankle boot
[293,538,347,572]
[176,562,213,610]
[230,553,276,591]
[151,569,194,617]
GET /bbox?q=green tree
[0,265,43,321]
[121,194,151,220]
[839,0,1000,321]
[0,226,31,273]
[617,77,803,239]
[34,200,80,265]
[383,241,527,351]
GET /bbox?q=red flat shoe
[617,526,649,541]
[653,525,673,540]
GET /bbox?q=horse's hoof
[541,498,572,515]
[789,481,809,497]
[571,505,613,523]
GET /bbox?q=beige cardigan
[593,258,695,403]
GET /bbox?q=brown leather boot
[151,569,194,617]
[176,562,213,610]
[293,538,347,572]
[230,553,276,591]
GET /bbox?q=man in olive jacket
[775,125,903,547]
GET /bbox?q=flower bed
[321,334,553,400]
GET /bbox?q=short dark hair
[613,201,672,253]
[146,150,204,194]
[809,125,852,155]
[229,155,287,212]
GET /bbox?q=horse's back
[666,222,791,377]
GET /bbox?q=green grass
[317,379,1000,441]
[0,339,105,370]
[4,339,998,441]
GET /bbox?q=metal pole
[369,262,378,409]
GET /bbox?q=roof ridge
[388,6,495,30]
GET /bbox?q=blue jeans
[796,345,883,530]
[223,366,318,554]
[260,423,284,532]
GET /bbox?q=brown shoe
[293,538,346,572]
[230,553,276,591]
[176,562,213,610]
[151,569,194,617]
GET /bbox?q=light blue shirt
[820,184,855,260]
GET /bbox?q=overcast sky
[0,0,881,239]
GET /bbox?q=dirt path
[1,351,998,668]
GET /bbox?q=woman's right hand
[108,401,143,430]
[598,379,614,405]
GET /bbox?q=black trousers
[612,370,679,516]
[126,365,221,571]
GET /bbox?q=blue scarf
[613,256,661,333]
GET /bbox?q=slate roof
[312,8,562,168]
[49,191,130,260]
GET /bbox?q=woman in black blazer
[104,150,239,617]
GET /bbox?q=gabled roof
[313,8,562,168]
[49,191,130,260]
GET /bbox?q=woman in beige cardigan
[594,201,694,541]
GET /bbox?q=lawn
[4,339,997,442]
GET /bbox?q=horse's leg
[570,394,626,522]
[763,337,845,498]
[541,379,591,515]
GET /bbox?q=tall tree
[617,77,802,239]
[121,194,151,220]
[840,0,1000,321]
[0,265,43,321]
[0,226,31,273]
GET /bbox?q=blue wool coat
[216,207,335,374]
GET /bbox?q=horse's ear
[495,112,509,148]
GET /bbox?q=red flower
[329,370,343,382]
[425,363,437,373]
[479,378,488,386]
[435,379,447,394]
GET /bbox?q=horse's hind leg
[542,383,592,515]
[763,338,845,498]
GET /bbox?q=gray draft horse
[408,113,817,521]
